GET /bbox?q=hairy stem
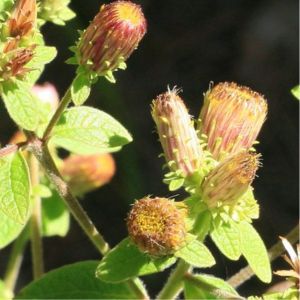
[42,87,72,140]
[29,153,44,279]
[156,260,191,299]
[184,273,246,300]
[29,138,110,254]
[3,227,28,296]
[227,223,299,288]
[28,137,149,299]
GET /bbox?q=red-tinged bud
[151,88,202,177]
[60,153,115,196]
[127,197,187,256]
[1,45,36,79]
[199,82,267,161]
[32,83,59,111]
[202,151,260,208]
[7,0,37,38]
[78,1,146,76]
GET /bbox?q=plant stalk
[3,227,28,296]
[29,153,44,279]
[42,87,72,141]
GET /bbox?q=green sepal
[210,219,242,261]
[71,72,92,106]
[239,221,272,283]
[175,234,215,268]
[16,261,146,299]
[96,238,177,283]
[0,151,31,225]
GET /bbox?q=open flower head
[78,0,146,77]
[199,82,267,161]
[60,153,116,196]
[202,151,260,208]
[152,88,202,177]
[127,197,187,256]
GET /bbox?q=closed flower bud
[151,88,202,177]
[60,153,115,196]
[199,82,267,161]
[78,1,146,76]
[127,197,187,256]
[202,151,260,208]
[32,83,59,111]
[3,0,37,52]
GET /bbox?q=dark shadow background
[0,0,299,297]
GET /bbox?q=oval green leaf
[16,261,145,299]
[50,107,132,154]
[1,80,40,130]
[0,151,31,224]
[184,274,240,299]
[210,220,241,260]
[175,237,215,268]
[96,238,177,282]
[239,221,272,283]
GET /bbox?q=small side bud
[78,1,146,76]
[127,197,187,256]
[151,88,202,177]
[32,83,59,111]
[1,45,36,79]
[199,82,267,161]
[60,153,115,196]
[202,151,260,208]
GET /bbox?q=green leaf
[42,189,70,237]
[175,237,215,268]
[291,85,300,100]
[261,288,299,300]
[0,151,31,224]
[1,80,40,130]
[25,46,57,84]
[50,106,133,154]
[239,221,272,283]
[211,220,241,260]
[96,238,177,282]
[16,261,145,299]
[184,274,239,299]
[71,73,92,106]
[0,0,13,21]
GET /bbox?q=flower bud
[202,151,260,208]
[32,83,59,111]
[1,45,36,80]
[199,82,267,161]
[78,1,146,76]
[127,197,187,256]
[151,88,202,177]
[60,153,115,196]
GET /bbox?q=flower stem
[3,227,28,297]
[29,153,44,279]
[156,260,191,300]
[227,223,299,288]
[42,87,72,141]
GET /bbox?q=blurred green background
[0,0,299,297]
